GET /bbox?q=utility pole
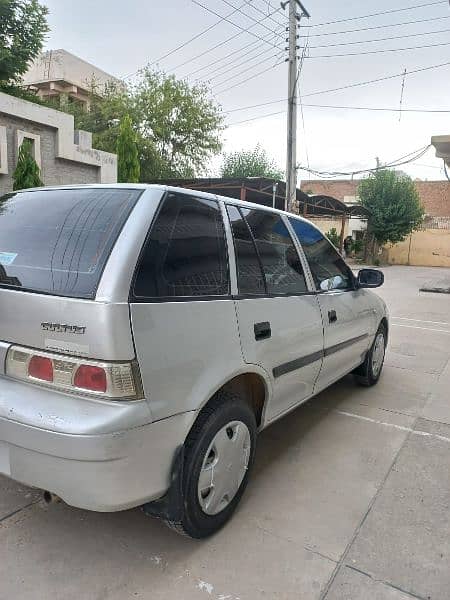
[283,0,310,213]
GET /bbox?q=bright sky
[42,0,450,182]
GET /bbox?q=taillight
[74,365,107,393]
[28,355,54,382]
[5,346,143,400]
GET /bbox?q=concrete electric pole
[283,0,310,213]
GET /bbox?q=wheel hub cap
[197,421,251,516]
[372,332,385,377]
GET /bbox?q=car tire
[353,323,387,387]
[166,390,257,539]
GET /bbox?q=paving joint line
[319,418,418,600]
[0,499,40,525]
[345,564,428,600]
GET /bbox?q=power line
[298,103,450,112]
[223,59,450,113]
[301,59,450,97]
[218,0,282,37]
[298,14,450,38]
[307,27,450,49]
[216,60,284,94]
[227,103,450,126]
[121,0,254,78]
[306,1,448,28]
[298,38,311,175]
[244,0,286,27]
[306,40,450,59]
[185,24,284,78]
[298,145,432,178]
[171,5,282,72]
[212,51,282,87]
[192,0,282,51]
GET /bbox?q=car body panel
[0,183,389,512]
[233,295,324,422]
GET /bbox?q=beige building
[22,49,122,109]
[0,91,117,194]
[303,172,450,267]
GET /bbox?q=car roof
[13,183,315,226]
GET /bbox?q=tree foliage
[117,114,140,183]
[220,144,283,180]
[0,0,49,91]
[13,139,43,190]
[326,227,341,248]
[358,170,424,245]
[64,70,223,181]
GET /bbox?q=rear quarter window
[0,188,141,298]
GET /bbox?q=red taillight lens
[28,355,54,382]
[74,364,107,393]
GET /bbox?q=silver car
[0,184,388,538]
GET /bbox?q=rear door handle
[254,322,271,341]
[328,310,337,324]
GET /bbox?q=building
[302,177,450,267]
[22,49,122,110]
[432,135,450,169]
[0,91,117,195]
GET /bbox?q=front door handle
[254,321,271,341]
[328,310,337,324]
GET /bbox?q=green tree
[0,0,49,94]
[117,114,140,183]
[65,70,223,181]
[220,145,284,179]
[326,227,341,248]
[358,170,424,247]
[13,139,43,190]
[134,69,223,179]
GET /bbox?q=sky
[42,0,450,182]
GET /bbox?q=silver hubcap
[372,332,385,377]
[197,421,251,516]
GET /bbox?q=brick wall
[302,179,450,217]
[0,114,98,194]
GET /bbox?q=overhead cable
[306,1,448,28]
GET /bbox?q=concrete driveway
[1,266,450,600]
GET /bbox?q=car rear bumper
[0,376,194,511]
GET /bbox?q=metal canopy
[149,177,360,218]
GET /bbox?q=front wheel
[167,391,257,538]
[354,324,387,387]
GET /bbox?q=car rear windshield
[0,188,141,299]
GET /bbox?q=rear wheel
[167,391,257,538]
[354,324,387,387]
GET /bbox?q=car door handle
[328,310,337,324]
[254,322,271,341]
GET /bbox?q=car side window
[134,192,229,298]
[226,205,266,295]
[288,218,354,292]
[238,208,308,295]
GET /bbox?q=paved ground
[1,265,450,600]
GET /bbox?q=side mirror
[357,268,384,288]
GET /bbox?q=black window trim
[130,191,232,303]
[227,204,313,299]
[287,214,357,294]
[226,204,268,296]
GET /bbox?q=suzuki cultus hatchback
[0,185,388,538]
